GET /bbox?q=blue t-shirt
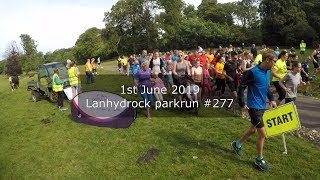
[172,55,179,62]
[238,65,274,110]
[130,65,140,78]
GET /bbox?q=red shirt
[188,55,196,65]
[198,55,207,67]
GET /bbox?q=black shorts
[227,80,237,92]
[313,62,319,69]
[248,108,265,128]
[301,74,309,82]
[273,81,285,101]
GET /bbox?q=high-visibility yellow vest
[300,43,306,51]
[255,54,262,64]
[68,66,79,86]
[52,73,63,92]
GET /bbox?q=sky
[0,0,237,59]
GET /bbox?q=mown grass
[0,60,319,179]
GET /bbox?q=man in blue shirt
[231,50,277,171]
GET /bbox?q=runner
[271,50,288,106]
[301,56,311,95]
[251,44,257,59]
[172,51,191,101]
[191,60,203,101]
[232,49,277,171]
[213,56,226,97]
[202,62,213,99]
[279,61,306,104]
[134,61,153,119]
[241,52,254,74]
[310,44,320,79]
[138,50,149,65]
[223,51,238,98]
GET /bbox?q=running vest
[68,66,79,86]
[52,74,63,92]
[313,50,320,62]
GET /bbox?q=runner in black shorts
[248,108,265,128]
[232,50,277,171]
[301,56,311,95]
[311,45,320,79]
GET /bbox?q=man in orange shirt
[85,59,94,84]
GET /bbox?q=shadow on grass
[156,130,253,167]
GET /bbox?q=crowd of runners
[116,43,320,108]
[113,42,320,171]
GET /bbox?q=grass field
[0,59,320,179]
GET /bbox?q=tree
[18,34,43,73]
[234,0,260,28]
[4,41,22,76]
[156,0,185,49]
[103,0,159,54]
[74,27,106,63]
[260,0,317,46]
[197,0,234,26]
[299,0,320,46]
[20,34,37,56]
[44,48,75,63]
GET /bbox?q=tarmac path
[101,64,320,131]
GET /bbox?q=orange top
[85,62,93,72]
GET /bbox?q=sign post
[262,102,301,154]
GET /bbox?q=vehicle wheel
[49,91,58,103]
[31,90,40,102]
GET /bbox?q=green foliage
[260,0,318,46]
[103,0,159,54]
[0,60,6,74]
[74,28,105,63]
[17,34,45,74]
[197,0,234,25]
[5,57,22,76]
[234,0,260,28]
[19,34,37,56]
[4,42,22,76]
[156,0,185,49]
[1,66,320,178]
[44,48,75,63]
[299,0,320,46]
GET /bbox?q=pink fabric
[153,78,165,89]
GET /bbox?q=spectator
[85,59,94,84]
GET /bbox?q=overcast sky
[0,0,237,58]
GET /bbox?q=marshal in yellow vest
[68,66,79,86]
[52,73,63,92]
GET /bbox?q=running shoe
[255,157,270,171]
[231,141,242,156]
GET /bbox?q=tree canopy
[2,0,320,74]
